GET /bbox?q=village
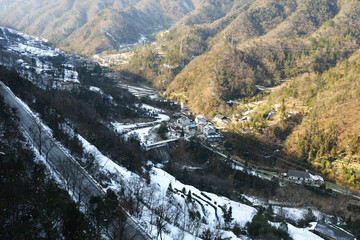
[155,102,325,188]
[1,27,358,240]
[152,104,357,240]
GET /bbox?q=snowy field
[118,83,160,99]
[112,103,170,145]
[124,125,159,145]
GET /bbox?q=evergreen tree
[186,190,192,203]
[166,183,173,197]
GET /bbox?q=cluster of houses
[176,114,224,142]
[174,111,356,240]
[195,115,223,142]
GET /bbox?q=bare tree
[155,203,169,240]
[57,157,90,205]
[153,198,178,240]
[142,183,157,234]
[43,138,56,163]
[107,211,128,240]
[127,176,146,219]
[103,190,129,240]
[29,121,45,155]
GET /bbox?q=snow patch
[287,223,324,240]
[112,104,170,135]
[89,86,104,94]
[78,134,132,179]
[124,125,159,145]
[150,167,258,229]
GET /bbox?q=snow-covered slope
[77,126,327,240]
[10,85,328,239]
[0,26,79,89]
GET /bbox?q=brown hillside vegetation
[0,0,200,54]
[272,49,360,190]
[124,0,360,190]
[127,0,360,115]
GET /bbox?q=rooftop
[310,222,355,240]
[288,170,311,179]
[214,114,225,119]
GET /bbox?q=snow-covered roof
[309,173,324,182]
[177,116,190,124]
[203,125,218,135]
[195,115,207,125]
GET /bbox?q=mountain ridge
[0,0,201,54]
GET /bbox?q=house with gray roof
[288,170,324,185]
[213,114,231,124]
[177,116,191,127]
[203,125,223,142]
[288,170,312,183]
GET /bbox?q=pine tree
[186,190,192,203]
[222,205,233,228]
[166,183,173,197]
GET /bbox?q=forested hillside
[126,0,360,115]
[0,94,95,239]
[0,0,200,54]
[271,49,360,190]
[2,1,360,238]
[124,0,360,190]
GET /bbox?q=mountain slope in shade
[0,0,200,54]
